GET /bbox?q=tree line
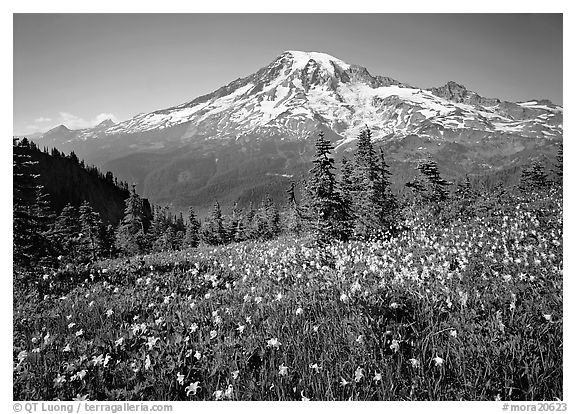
[13,130,563,271]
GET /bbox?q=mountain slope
[14,138,131,225]
[27,50,563,211]
[100,51,562,145]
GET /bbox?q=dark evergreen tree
[340,157,355,204]
[149,205,169,252]
[354,127,378,180]
[303,131,352,242]
[226,202,242,243]
[555,147,563,182]
[454,175,477,217]
[249,208,267,240]
[184,207,201,248]
[159,226,177,251]
[261,195,281,240]
[348,128,398,237]
[115,185,149,255]
[78,201,104,262]
[101,224,117,259]
[371,148,398,234]
[455,175,474,199]
[202,201,226,245]
[286,182,302,236]
[406,159,451,206]
[521,160,548,190]
[32,185,57,266]
[147,205,185,252]
[233,213,247,243]
[13,138,56,268]
[242,201,257,240]
[52,204,81,264]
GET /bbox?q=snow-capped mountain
[32,119,117,150]
[35,50,562,151]
[27,51,562,210]
[97,50,561,145]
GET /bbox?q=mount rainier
[28,51,562,211]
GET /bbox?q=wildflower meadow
[13,186,562,401]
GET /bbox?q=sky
[13,13,563,135]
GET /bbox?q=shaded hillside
[14,138,131,225]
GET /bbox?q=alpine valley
[26,51,563,213]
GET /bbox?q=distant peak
[47,124,71,133]
[281,50,351,71]
[444,80,467,90]
[96,119,116,127]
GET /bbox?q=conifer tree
[348,128,398,237]
[371,148,398,233]
[340,157,354,203]
[455,175,474,200]
[32,185,57,266]
[202,201,226,245]
[161,226,177,251]
[101,224,116,259]
[406,159,451,206]
[521,160,548,190]
[149,205,169,252]
[176,212,185,230]
[226,202,241,243]
[184,207,201,248]
[354,127,378,180]
[261,195,280,239]
[249,207,267,240]
[454,175,477,216]
[52,204,81,263]
[13,138,56,268]
[233,213,247,243]
[115,185,149,255]
[243,201,257,240]
[303,131,351,242]
[555,147,563,181]
[78,201,103,262]
[286,182,302,236]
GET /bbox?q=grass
[13,187,563,401]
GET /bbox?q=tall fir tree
[555,147,563,183]
[371,148,398,234]
[303,131,352,242]
[115,185,149,255]
[406,159,451,206]
[352,127,379,236]
[349,127,398,237]
[454,175,477,216]
[149,205,170,252]
[202,201,226,245]
[455,175,474,200]
[226,202,242,243]
[101,224,116,259]
[261,195,281,240]
[184,207,201,248]
[52,204,81,264]
[286,182,302,236]
[13,138,56,268]
[243,201,257,240]
[78,201,104,263]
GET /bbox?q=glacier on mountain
[38,50,563,148]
